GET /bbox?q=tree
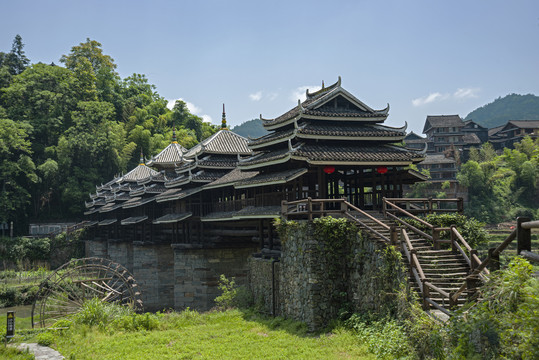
[0,119,37,233]
[2,63,78,162]
[60,38,116,73]
[0,34,30,76]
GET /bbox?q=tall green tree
[0,119,37,233]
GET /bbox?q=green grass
[15,309,375,360]
[0,346,35,360]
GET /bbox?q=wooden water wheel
[32,257,143,328]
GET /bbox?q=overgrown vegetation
[448,257,539,359]
[458,137,539,223]
[214,274,253,310]
[0,228,85,270]
[401,213,489,248]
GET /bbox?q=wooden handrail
[521,220,539,229]
[451,229,517,304]
[383,197,463,202]
[383,199,434,230]
[387,212,433,241]
[343,200,390,231]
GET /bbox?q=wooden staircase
[351,212,471,314]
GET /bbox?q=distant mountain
[465,93,539,129]
[231,118,268,138]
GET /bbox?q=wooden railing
[383,198,453,250]
[281,197,398,244]
[401,228,452,316]
[383,197,464,216]
[450,217,539,305]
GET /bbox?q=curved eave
[238,153,291,170]
[122,197,155,209]
[165,177,190,188]
[263,114,387,131]
[233,214,279,220]
[296,133,405,142]
[197,164,236,170]
[234,168,308,189]
[290,155,423,166]
[200,215,237,223]
[249,134,294,150]
[155,188,202,203]
[153,212,192,225]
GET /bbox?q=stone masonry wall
[85,239,108,258]
[174,246,257,311]
[248,257,280,316]
[107,240,133,274]
[250,222,405,331]
[132,243,174,312]
[349,234,405,314]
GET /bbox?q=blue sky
[1,0,538,133]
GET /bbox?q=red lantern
[376,166,388,174]
[323,165,335,174]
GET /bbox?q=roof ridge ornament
[419,142,428,155]
[221,103,228,129]
[139,149,145,165]
[172,123,178,144]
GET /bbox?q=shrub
[401,213,489,248]
[214,274,252,310]
[345,313,414,359]
[448,257,539,359]
[36,331,55,346]
[73,298,132,328]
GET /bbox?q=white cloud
[249,91,262,101]
[291,85,322,102]
[166,98,213,123]
[454,88,480,99]
[412,92,445,106]
[412,87,481,107]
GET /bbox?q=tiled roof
[423,115,463,133]
[248,128,295,147]
[292,143,424,164]
[191,169,229,183]
[488,125,504,137]
[98,219,117,226]
[238,147,290,168]
[122,196,155,209]
[155,187,202,203]
[121,216,148,225]
[260,78,389,128]
[144,184,168,194]
[165,174,190,188]
[146,142,186,167]
[119,164,159,183]
[297,122,406,138]
[184,130,251,158]
[505,120,539,129]
[204,168,259,190]
[138,172,168,185]
[197,156,238,169]
[153,212,192,224]
[463,133,481,144]
[235,168,308,189]
[419,154,456,165]
[98,203,123,213]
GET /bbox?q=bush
[345,313,414,359]
[214,274,252,310]
[401,213,489,248]
[36,331,55,346]
[448,257,539,359]
[73,298,132,328]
